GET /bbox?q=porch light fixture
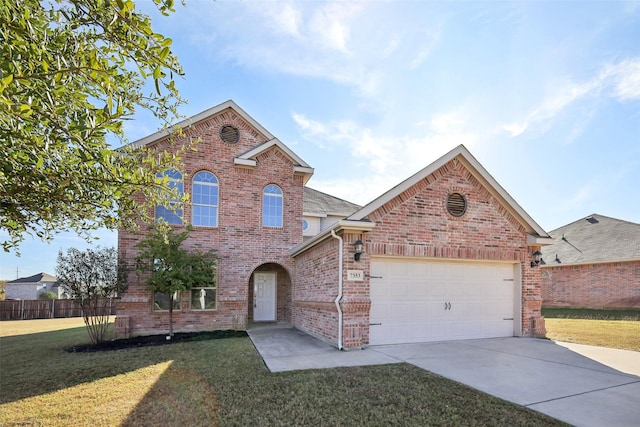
[530,250,542,268]
[353,239,364,261]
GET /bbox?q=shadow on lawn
[0,327,248,406]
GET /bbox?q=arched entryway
[248,263,292,323]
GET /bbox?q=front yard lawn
[543,308,640,352]
[0,319,565,426]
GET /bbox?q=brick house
[115,100,552,348]
[540,214,640,309]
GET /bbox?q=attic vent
[220,125,239,144]
[447,192,467,217]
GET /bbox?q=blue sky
[2,0,639,280]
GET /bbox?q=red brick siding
[292,158,545,347]
[292,238,341,342]
[116,109,302,337]
[541,260,640,309]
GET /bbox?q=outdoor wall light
[353,239,364,261]
[530,250,542,268]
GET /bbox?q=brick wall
[292,237,341,342]
[292,157,545,348]
[541,260,640,309]
[116,108,303,338]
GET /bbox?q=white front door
[253,272,277,321]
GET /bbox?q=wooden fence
[0,299,116,321]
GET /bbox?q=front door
[253,272,277,321]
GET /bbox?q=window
[192,171,219,227]
[262,184,283,227]
[191,259,217,310]
[153,292,181,311]
[155,169,183,225]
[302,219,309,231]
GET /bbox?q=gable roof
[124,100,274,149]
[7,272,57,284]
[304,187,361,218]
[347,144,550,240]
[120,99,314,184]
[540,214,640,265]
[234,138,314,184]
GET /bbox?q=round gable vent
[220,125,239,144]
[447,192,467,217]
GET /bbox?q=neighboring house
[5,273,61,300]
[540,214,640,309]
[115,100,552,348]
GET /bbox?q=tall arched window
[262,184,283,227]
[155,169,183,225]
[192,171,219,227]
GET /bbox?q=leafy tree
[0,281,6,300]
[135,226,216,338]
[0,0,190,252]
[56,246,127,343]
[38,290,58,300]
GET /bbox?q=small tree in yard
[135,226,216,339]
[56,246,127,344]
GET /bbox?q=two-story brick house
[115,100,552,348]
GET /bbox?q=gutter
[330,230,344,350]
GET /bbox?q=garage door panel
[370,259,516,345]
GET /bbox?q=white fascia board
[303,212,327,218]
[348,144,550,238]
[527,234,555,246]
[290,220,376,257]
[120,100,275,150]
[294,166,315,175]
[237,138,312,169]
[233,158,257,167]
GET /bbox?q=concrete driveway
[248,324,640,427]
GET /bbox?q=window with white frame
[192,171,219,227]
[262,184,283,227]
[191,258,217,310]
[153,291,181,311]
[155,169,183,225]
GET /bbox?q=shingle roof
[7,272,57,284]
[304,187,361,217]
[540,214,640,265]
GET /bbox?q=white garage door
[369,258,517,345]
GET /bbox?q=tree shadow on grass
[0,326,246,406]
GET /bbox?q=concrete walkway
[247,323,399,372]
[247,324,640,427]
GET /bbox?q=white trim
[527,234,555,246]
[347,145,550,238]
[290,220,376,257]
[122,100,274,150]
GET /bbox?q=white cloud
[503,58,640,137]
[606,58,640,101]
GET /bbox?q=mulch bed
[66,330,248,353]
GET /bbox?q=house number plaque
[347,270,364,281]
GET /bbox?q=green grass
[0,319,566,426]
[542,307,640,321]
[545,318,640,351]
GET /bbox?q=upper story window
[262,184,283,227]
[192,171,219,227]
[155,169,183,225]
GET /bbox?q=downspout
[330,230,344,350]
